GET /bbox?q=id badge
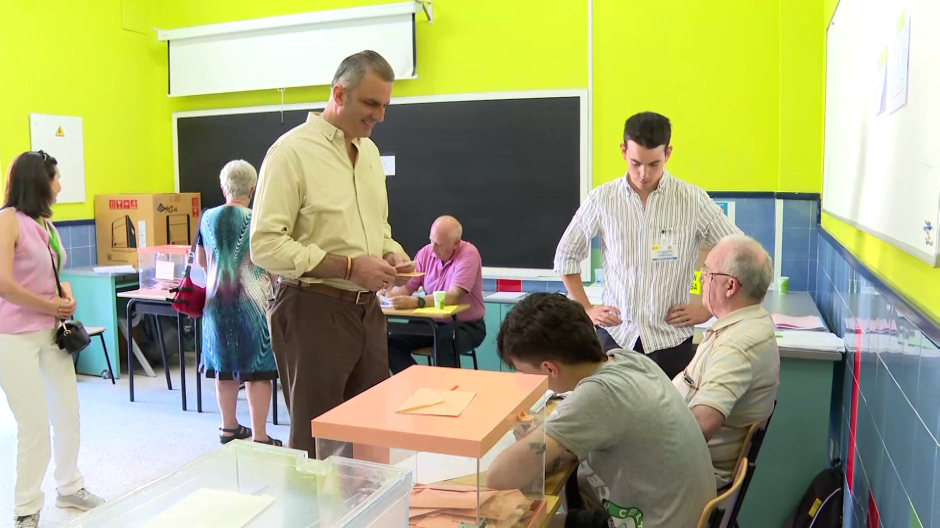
[651,233,679,262]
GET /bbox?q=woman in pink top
[0,152,104,528]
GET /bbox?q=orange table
[383,304,471,366]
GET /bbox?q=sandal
[254,436,283,447]
[219,425,252,445]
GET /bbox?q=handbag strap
[181,234,200,280]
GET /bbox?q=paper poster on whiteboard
[29,114,86,203]
[887,11,911,114]
[874,48,888,115]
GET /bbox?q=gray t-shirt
[545,350,716,528]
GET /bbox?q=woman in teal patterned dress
[196,160,280,446]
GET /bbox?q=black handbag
[46,240,91,355]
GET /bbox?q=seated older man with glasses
[672,234,780,490]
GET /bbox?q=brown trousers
[268,285,389,457]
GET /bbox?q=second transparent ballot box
[137,244,190,291]
[69,441,413,527]
[312,365,552,528]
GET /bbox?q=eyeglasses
[700,267,741,286]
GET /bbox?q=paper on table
[93,265,137,274]
[485,292,526,302]
[396,389,475,416]
[776,330,845,352]
[397,272,426,277]
[412,306,459,316]
[144,488,274,528]
[772,314,827,330]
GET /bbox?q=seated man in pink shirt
[385,216,486,374]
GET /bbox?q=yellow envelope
[396,389,476,417]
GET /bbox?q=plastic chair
[76,326,115,384]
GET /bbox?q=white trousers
[0,329,84,517]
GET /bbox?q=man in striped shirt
[554,112,741,379]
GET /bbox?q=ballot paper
[144,488,274,528]
[408,483,538,528]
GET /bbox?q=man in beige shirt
[250,50,412,456]
[672,234,780,489]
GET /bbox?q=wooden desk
[118,289,191,410]
[384,304,471,366]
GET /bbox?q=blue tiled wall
[733,197,777,262]
[782,200,820,295]
[818,231,938,528]
[54,220,97,269]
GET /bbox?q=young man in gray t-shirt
[487,293,715,528]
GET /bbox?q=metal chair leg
[470,349,478,370]
[154,316,172,390]
[99,334,115,385]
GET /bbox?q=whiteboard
[29,114,86,204]
[823,0,940,266]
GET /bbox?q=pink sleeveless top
[0,210,63,334]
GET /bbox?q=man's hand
[390,296,419,310]
[666,304,712,327]
[350,255,397,292]
[587,305,622,327]
[384,252,414,272]
[383,253,414,286]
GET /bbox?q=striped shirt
[554,172,741,353]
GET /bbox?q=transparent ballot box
[137,244,190,291]
[69,441,413,527]
[312,366,551,528]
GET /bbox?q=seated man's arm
[688,345,753,440]
[489,381,622,491]
[691,405,726,441]
[486,428,574,491]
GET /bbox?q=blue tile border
[53,219,95,227]
[818,227,940,346]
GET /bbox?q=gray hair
[219,160,257,199]
[721,235,774,301]
[331,50,395,92]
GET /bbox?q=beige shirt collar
[307,112,361,147]
[709,303,768,334]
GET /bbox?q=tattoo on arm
[528,442,547,455]
[547,456,564,473]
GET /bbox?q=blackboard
[176,94,586,273]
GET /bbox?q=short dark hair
[623,112,672,149]
[497,293,606,367]
[4,151,58,218]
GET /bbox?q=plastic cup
[777,276,790,294]
[433,291,446,310]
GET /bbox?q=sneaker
[56,488,105,511]
[14,513,39,528]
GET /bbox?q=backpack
[785,463,844,528]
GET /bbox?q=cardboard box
[95,193,201,267]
